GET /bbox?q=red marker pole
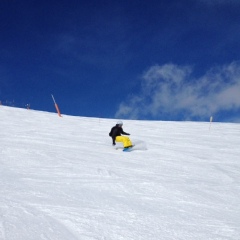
[51,94,62,117]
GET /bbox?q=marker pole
[209,116,213,130]
[51,94,62,117]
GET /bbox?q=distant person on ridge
[109,121,133,149]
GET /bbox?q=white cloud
[115,62,240,121]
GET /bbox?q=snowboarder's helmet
[117,120,123,126]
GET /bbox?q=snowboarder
[109,121,133,149]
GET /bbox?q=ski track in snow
[0,106,240,240]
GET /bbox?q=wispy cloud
[115,62,240,122]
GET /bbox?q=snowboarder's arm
[121,129,130,135]
[111,128,118,145]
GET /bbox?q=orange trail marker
[51,94,62,117]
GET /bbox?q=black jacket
[109,124,130,144]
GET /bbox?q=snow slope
[0,106,240,240]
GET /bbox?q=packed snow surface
[0,106,240,240]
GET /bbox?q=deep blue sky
[1,0,240,122]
